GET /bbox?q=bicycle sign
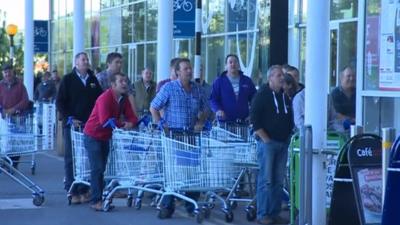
[173,0,195,38]
[173,0,193,12]
[34,20,48,53]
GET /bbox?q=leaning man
[83,72,138,211]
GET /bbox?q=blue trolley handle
[103,118,117,129]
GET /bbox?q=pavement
[0,151,289,225]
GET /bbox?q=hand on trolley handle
[67,116,83,129]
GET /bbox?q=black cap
[1,63,13,71]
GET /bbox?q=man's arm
[11,84,30,113]
[250,90,270,143]
[209,78,225,119]
[56,77,69,120]
[150,106,161,124]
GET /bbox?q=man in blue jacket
[210,54,256,122]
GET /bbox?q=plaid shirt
[151,80,207,129]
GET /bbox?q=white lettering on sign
[356,147,373,157]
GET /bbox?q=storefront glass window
[364,0,380,90]
[363,96,400,134]
[133,2,145,42]
[330,0,358,20]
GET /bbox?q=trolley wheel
[126,197,133,207]
[33,194,44,206]
[246,206,256,221]
[229,201,238,210]
[225,211,234,223]
[134,198,142,210]
[202,206,211,219]
[103,201,113,212]
[195,210,204,224]
[67,195,72,205]
[31,165,36,175]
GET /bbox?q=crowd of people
[0,51,356,224]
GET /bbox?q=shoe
[257,217,274,225]
[70,195,81,204]
[273,215,289,224]
[90,202,103,211]
[80,193,90,203]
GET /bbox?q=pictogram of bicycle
[173,0,193,12]
[34,27,48,37]
[229,0,256,13]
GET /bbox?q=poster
[356,168,382,224]
[379,0,400,90]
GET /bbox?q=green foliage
[0,27,24,74]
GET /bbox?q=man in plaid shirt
[150,58,210,218]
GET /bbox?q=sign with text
[173,0,195,38]
[348,135,382,225]
[34,20,49,53]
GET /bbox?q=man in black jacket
[56,52,103,204]
[250,65,293,225]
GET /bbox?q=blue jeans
[256,139,288,220]
[84,134,110,204]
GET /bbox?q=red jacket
[84,88,138,141]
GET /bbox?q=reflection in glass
[330,0,358,20]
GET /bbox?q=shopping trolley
[0,115,45,206]
[34,102,56,151]
[67,124,91,204]
[209,121,258,221]
[102,128,164,211]
[158,130,234,223]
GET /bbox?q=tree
[0,26,24,75]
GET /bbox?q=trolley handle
[67,116,84,130]
[102,118,117,129]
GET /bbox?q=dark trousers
[84,134,110,204]
[64,127,89,195]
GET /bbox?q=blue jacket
[210,71,257,121]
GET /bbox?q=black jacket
[250,84,294,142]
[56,68,102,125]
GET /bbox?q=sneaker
[273,215,289,224]
[90,202,103,211]
[70,195,81,204]
[257,217,274,225]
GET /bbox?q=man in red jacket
[83,72,138,211]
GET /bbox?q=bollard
[350,125,363,137]
[299,125,313,225]
[381,127,395,205]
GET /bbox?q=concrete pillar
[24,0,34,100]
[156,0,173,82]
[304,0,330,224]
[73,0,85,60]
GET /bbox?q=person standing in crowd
[34,71,57,102]
[150,58,209,218]
[51,69,61,87]
[96,52,138,116]
[292,88,305,131]
[156,57,180,93]
[250,65,293,225]
[282,73,298,99]
[329,66,356,132]
[84,72,138,211]
[194,64,212,101]
[210,54,257,122]
[133,67,156,117]
[56,52,103,204]
[286,65,304,91]
[0,63,30,169]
